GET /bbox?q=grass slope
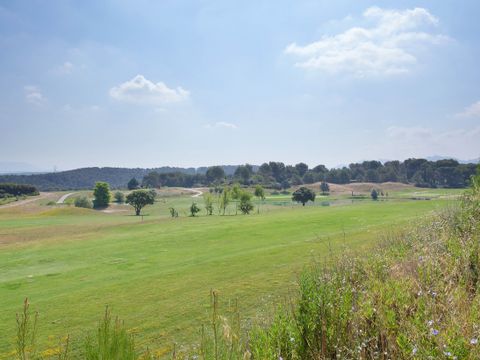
[0,193,457,355]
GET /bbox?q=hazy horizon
[1,1,479,170]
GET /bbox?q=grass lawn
[0,190,460,356]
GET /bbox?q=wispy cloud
[204,121,238,129]
[56,61,74,74]
[285,7,448,77]
[455,100,480,118]
[24,85,46,106]
[109,75,189,105]
[383,125,480,159]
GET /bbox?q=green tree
[206,166,225,184]
[126,190,155,215]
[93,182,111,208]
[190,202,201,217]
[254,185,265,200]
[295,162,309,177]
[320,181,330,195]
[371,189,379,200]
[148,188,157,200]
[239,191,254,214]
[230,183,242,215]
[292,187,316,206]
[127,177,139,190]
[254,184,265,214]
[114,191,125,203]
[234,164,253,184]
[219,186,230,215]
[203,193,215,215]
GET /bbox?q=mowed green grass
[0,191,459,355]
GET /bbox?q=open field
[0,185,462,356]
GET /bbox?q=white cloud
[285,7,448,77]
[57,61,74,74]
[24,85,46,106]
[455,101,480,118]
[204,122,238,129]
[109,75,189,105]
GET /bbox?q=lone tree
[93,182,111,208]
[239,191,254,214]
[371,189,379,200]
[190,202,201,217]
[127,177,140,190]
[320,181,330,195]
[126,189,155,215]
[254,185,265,201]
[219,186,230,215]
[203,193,214,215]
[292,187,316,206]
[231,183,242,215]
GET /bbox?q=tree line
[0,159,476,191]
[0,183,39,198]
[141,159,477,189]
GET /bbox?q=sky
[1,0,479,171]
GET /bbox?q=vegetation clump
[0,183,38,197]
[320,181,330,195]
[127,177,140,190]
[114,191,125,203]
[74,196,93,209]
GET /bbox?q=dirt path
[0,192,51,209]
[182,188,203,198]
[56,192,75,204]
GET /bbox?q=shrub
[371,188,378,200]
[84,307,136,360]
[239,191,254,214]
[74,196,92,209]
[114,191,125,203]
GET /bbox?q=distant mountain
[0,165,248,191]
[464,157,480,164]
[0,161,48,174]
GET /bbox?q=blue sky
[1,0,479,171]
